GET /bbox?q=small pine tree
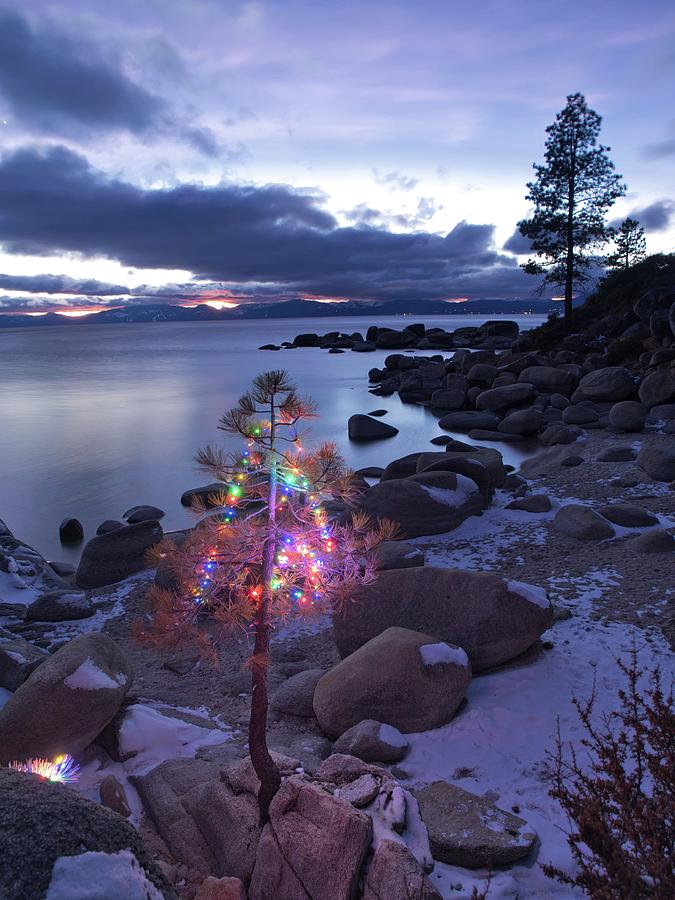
[606,217,647,271]
[137,370,398,822]
[518,93,626,326]
[544,648,674,898]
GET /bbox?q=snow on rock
[45,849,163,900]
[420,474,479,509]
[505,579,551,611]
[118,704,228,762]
[63,657,127,691]
[419,642,470,668]
[378,723,409,749]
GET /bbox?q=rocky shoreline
[1,273,674,899]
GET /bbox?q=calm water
[0,315,544,562]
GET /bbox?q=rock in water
[414,780,538,868]
[333,719,409,763]
[0,633,133,764]
[0,768,170,900]
[348,414,399,441]
[248,777,372,900]
[363,840,442,900]
[76,519,163,588]
[313,627,471,736]
[333,567,552,671]
[59,517,84,544]
[123,505,166,524]
[552,505,615,541]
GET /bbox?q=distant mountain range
[0,297,560,328]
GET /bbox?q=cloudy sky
[0,0,673,313]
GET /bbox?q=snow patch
[4,650,26,663]
[378,722,409,749]
[63,658,126,691]
[420,642,469,668]
[0,687,12,710]
[45,849,163,900]
[505,579,551,610]
[118,704,228,761]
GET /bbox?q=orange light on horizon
[444,297,470,303]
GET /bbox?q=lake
[0,315,544,563]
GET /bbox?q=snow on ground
[45,849,163,900]
[402,567,674,899]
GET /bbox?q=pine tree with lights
[138,370,397,821]
[606,217,647,271]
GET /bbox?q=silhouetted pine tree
[606,217,647,271]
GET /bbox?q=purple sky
[0,0,673,313]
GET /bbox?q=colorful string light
[10,754,80,783]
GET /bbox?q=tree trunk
[564,148,577,329]
[248,401,281,824]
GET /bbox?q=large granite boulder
[475,383,535,411]
[517,366,578,395]
[333,567,552,671]
[579,367,635,402]
[598,504,659,528]
[0,768,172,900]
[25,589,94,621]
[313,627,471,737]
[639,371,675,408]
[123,504,166,524]
[637,442,675,482]
[248,777,372,900]
[348,415,399,441]
[552,505,615,541]
[609,401,647,432]
[363,840,441,900]
[374,541,425,570]
[438,410,500,432]
[0,633,132,764]
[270,669,324,717]
[357,474,486,538]
[414,781,538,868]
[498,408,544,435]
[76,520,163,588]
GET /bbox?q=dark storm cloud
[627,199,675,232]
[0,144,528,306]
[503,228,533,255]
[0,8,164,136]
[0,273,128,295]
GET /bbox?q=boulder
[609,401,647,432]
[333,568,552,672]
[0,633,132,764]
[430,388,466,410]
[438,410,500,432]
[348,415,399,441]
[414,781,537,868]
[638,443,675,482]
[333,720,409,763]
[123,505,166,524]
[375,541,425,570]
[181,483,228,508]
[598,504,659,528]
[0,632,48,691]
[579,367,635,402]
[596,446,636,462]
[628,528,675,554]
[634,287,675,321]
[196,877,246,900]
[25,590,94,621]
[517,366,578,395]
[96,520,125,535]
[466,363,498,386]
[248,777,372,900]
[363,840,442,900]
[357,475,486,538]
[0,768,170,900]
[270,669,324,717]
[475,383,535,411]
[314,627,471,737]
[505,494,551,513]
[562,405,598,425]
[59,517,84,544]
[76,519,163,588]
[540,423,582,445]
[638,370,675,408]
[498,408,543,435]
[99,774,132,818]
[380,453,423,481]
[552,505,615,542]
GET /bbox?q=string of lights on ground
[10,754,80,783]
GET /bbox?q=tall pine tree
[518,93,625,325]
[606,217,647,270]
